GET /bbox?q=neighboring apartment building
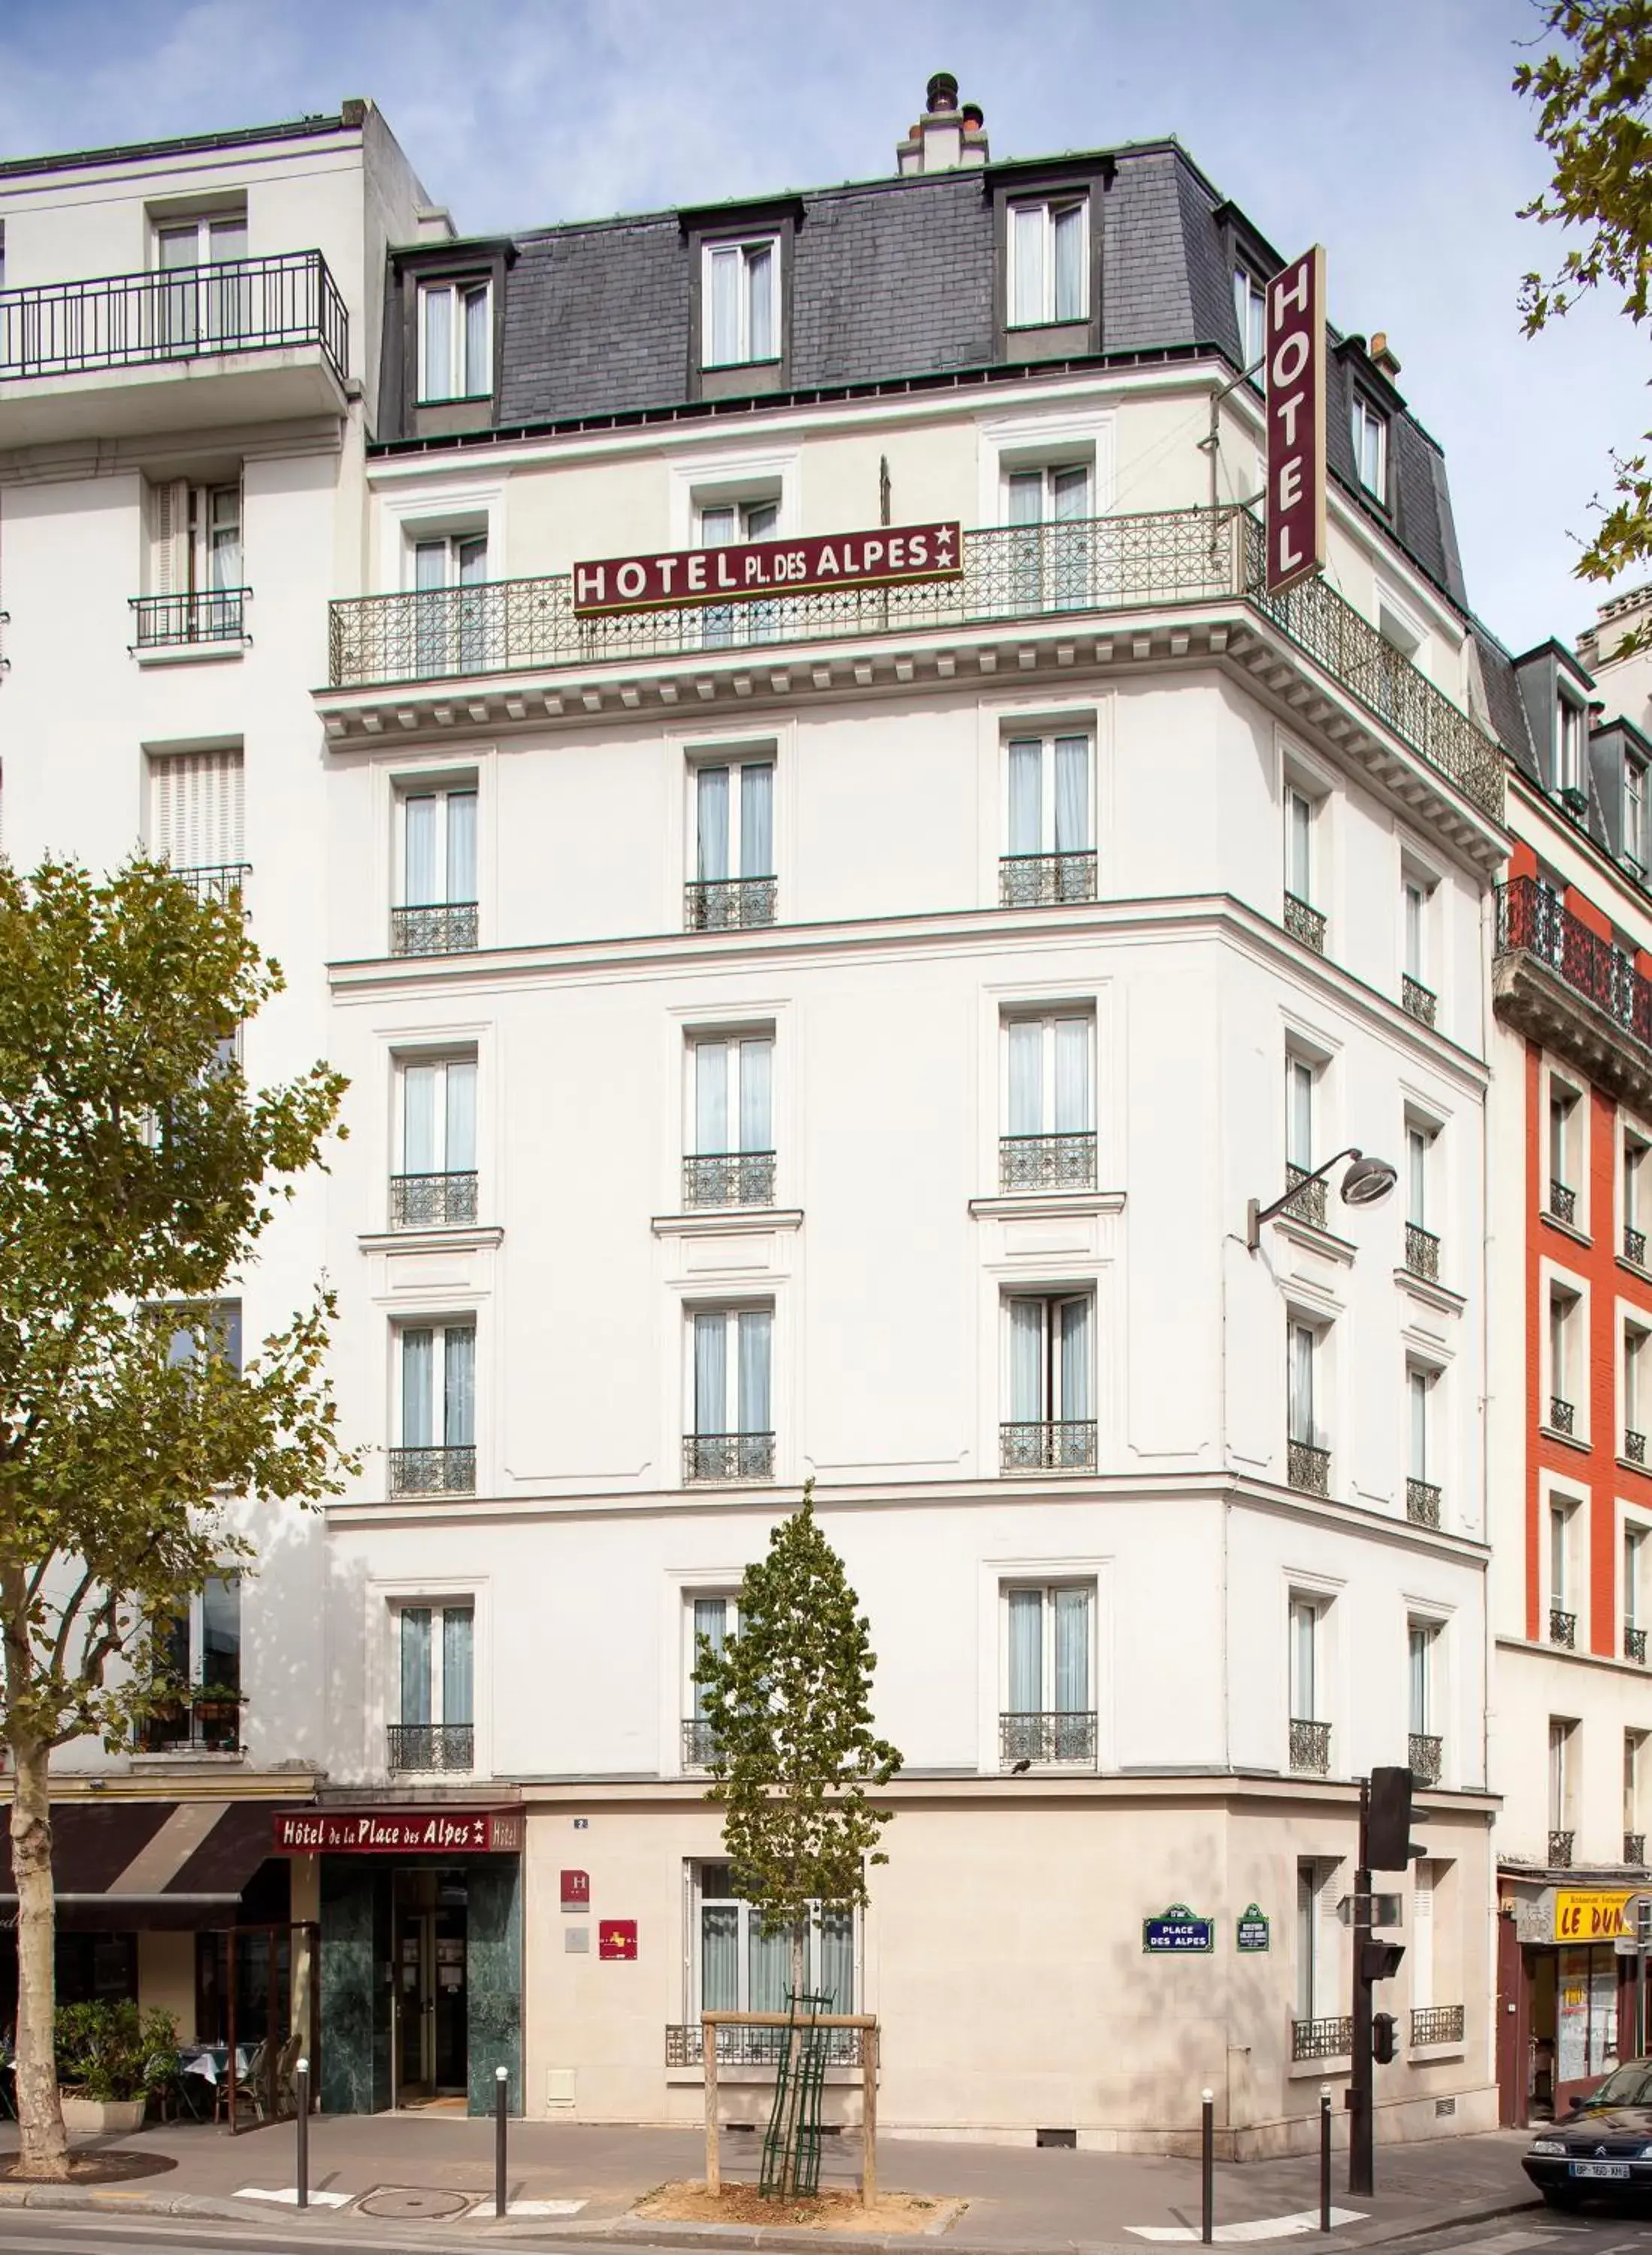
[1480,593,1652,2123]
[2,80,1511,2154]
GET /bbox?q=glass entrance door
[392,1870,468,2104]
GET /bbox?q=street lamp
[1245,1146,1396,1253]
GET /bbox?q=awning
[0,1799,307,1930]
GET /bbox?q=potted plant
[192,1681,247,1753]
[55,2000,179,2133]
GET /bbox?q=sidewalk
[0,2113,1543,2247]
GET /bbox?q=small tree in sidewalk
[693,1483,901,2196]
[0,859,352,2180]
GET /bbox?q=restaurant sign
[272,1808,524,1855]
[571,522,962,616]
[1143,1902,1214,1954]
[1554,1887,1636,1941]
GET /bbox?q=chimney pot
[926,72,959,113]
[1369,329,1402,377]
[961,103,985,130]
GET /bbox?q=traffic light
[1359,1939,1405,1984]
[1372,2012,1397,2066]
[1367,1766,1421,1870]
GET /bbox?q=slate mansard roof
[378,138,1468,613]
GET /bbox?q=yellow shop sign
[1554,1890,1634,1940]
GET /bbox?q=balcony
[136,1695,243,1755]
[131,589,250,650]
[1284,891,1325,953]
[999,1132,1097,1194]
[999,1711,1097,1769]
[681,1718,719,1772]
[1406,1479,1442,1529]
[685,876,776,931]
[1628,1621,1648,1664]
[1000,852,1097,908]
[666,2023,863,2068]
[684,1431,775,1484]
[1402,975,1437,1028]
[1629,1832,1648,1866]
[1410,2005,1464,2048]
[1000,1420,1098,1473]
[1549,1396,1576,1438]
[1627,1224,1648,1269]
[391,902,478,957]
[387,1445,475,1498]
[1404,1223,1440,1283]
[1496,878,1652,1115]
[171,862,250,907]
[0,250,348,444]
[1283,1163,1327,1230]
[386,1723,473,1773]
[1628,1429,1647,1466]
[1549,1179,1578,1227]
[1287,1439,1330,1497]
[1550,1606,1578,1648]
[1290,1717,1331,1775]
[389,1171,478,1230]
[1408,1732,1442,1786]
[323,512,1504,835]
[1549,1828,1575,1868]
[1291,2015,1353,2063]
[682,1152,776,1209]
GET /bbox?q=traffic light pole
[1348,1776,1373,2199]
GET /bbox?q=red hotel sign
[1264,245,1327,598]
[572,522,962,616]
[271,1809,524,1855]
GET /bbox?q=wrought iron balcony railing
[389,1171,478,1230]
[1629,1224,1649,1269]
[1,250,346,383]
[684,1431,775,1484]
[1402,975,1437,1028]
[1291,2015,1353,2062]
[171,862,250,906]
[391,902,478,956]
[1283,1162,1327,1230]
[386,1723,474,1772]
[1549,1828,1575,1868]
[666,2023,863,2068]
[387,1445,476,1497]
[1406,1479,1442,1529]
[685,876,776,931]
[1549,1396,1576,1437]
[1408,1732,1442,1785]
[1000,851,1098,908]
[682,1152,776,1209]
[1498,876,1652,1063]
[999,1711,1097,1768]
[1628,1429,1647,1465]
[999,1131,1097,1194]
[327,510,1504,822]
[1288,1439,1330,1497]
[132,589,250,647]
[1629,1832,1648,1866]
[1550,1606,1577,1648]
[681,1717,719,1771]
[1410,2005,1463,2048]
[1549,1179,1578,1226]
[1000,1419,1098,1473]
[1628,1621,1648,1663]
[1290,1717,1331,1775]
[1284,891,1325,953]
[1405,1223,1440,1282]
[136,1695,243,1755]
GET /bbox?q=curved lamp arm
[1245,1146,1365,1254]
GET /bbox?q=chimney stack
[897,72,988,175]
[1369,331,1402,378]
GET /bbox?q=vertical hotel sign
[1264,246,1326,596]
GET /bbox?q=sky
[0,0,1640,656]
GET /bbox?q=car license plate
[1570,2161,1631,2180]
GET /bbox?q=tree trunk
[779,1923,809,2198]
[10,1736,68,2178]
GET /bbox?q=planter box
[59,2093,146,2135]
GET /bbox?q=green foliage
[53,2002,179,2102]
[693,1484,901,1935]
[0,858,354,1763]
[1517,3,1652,618]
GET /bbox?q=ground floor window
[690,1861,854,2014]
[1556,1943,1620,2084]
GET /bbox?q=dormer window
[1627,756,1647,873]
[703,238,777,368]
[1233,266,1266,371]
[1557,695,1585,805]
[1351,395,1387,500]
[1009,198,1088,328]
[419,278,492,404]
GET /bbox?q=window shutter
[149,749,244,869]
[149,477,190,596]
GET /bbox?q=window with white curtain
[418,279,492,401]
[1005,732,1091,865]
[397,1323,475,1453]
[397,1604,474,1729]
[411,533,489,678]
[393,1052,477,1228]
[1286,1056,1316,1177]
[687,1307,774,1482]
[148,748,244,875]
[1626,1526,1645,1635]
[1410,1860,1436,2011]
[1351,394,1387,498]
[687,1034,774,1209]
[703,238,778,367]
[1549,1715,1575,1831]
[1001,1583,1095,1766]
[1008,197,1088,326]
[1289,1596,1321,1722]
[1408,1618,1439,1739]
[1005,465,1092,612]
[1233,265,1266,369]
[1626,1326,1648,1451]
[1002,1292,1095,1470]
[1295,1858,1326,2019]
[685,1594,737,1721]
[155,210,250,347]
[689,1863,854,2023]
[1557,694,1584,798]
[1002,1011,1094,1192]
[697,497,779,646]
[1408,1366,1433,1485]
[1406,1125,1430,1230]
[1284,785,1315,907]
[690,756,775,927]
[1287,1320,1323,1454]
[1627,758,1647,871]
[398,785,477,910]
[1403,877,1428,984]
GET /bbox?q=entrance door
[392,1870,468,2103]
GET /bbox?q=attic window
[1009,198,1088,328]
[703,238,778,368]
[419,278,492,404]
[1233,265,1266,371]
[1627,755,1647,874]
[1351,395,1387,500]
[1557,694,1585,804]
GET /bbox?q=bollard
[295,2057,309,2211]
[1318,2086,1331,2232]
[495,2064,509,2219]
[1200,2088,1214,2247]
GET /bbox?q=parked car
[1523,2063,1652,2205]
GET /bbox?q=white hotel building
[0,81,1513,2153]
